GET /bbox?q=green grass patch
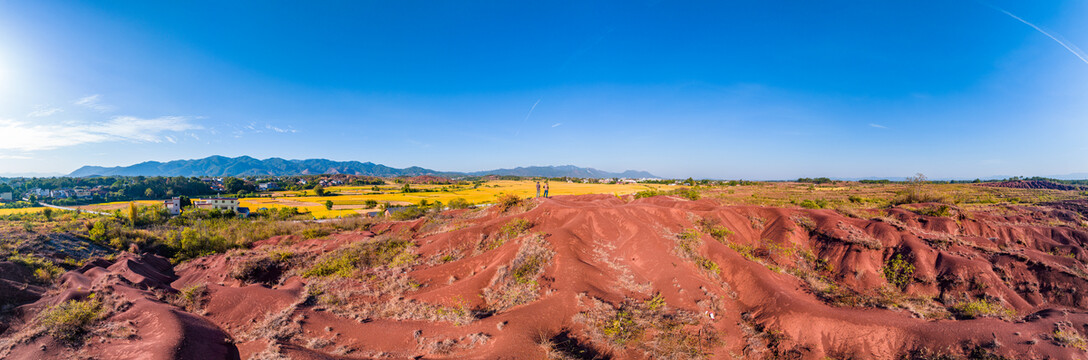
[302,238,415,278]
[7,253,64,284]
[499,218,532,239]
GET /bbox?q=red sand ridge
[3,195,1088,359]
[982,180,1084,191]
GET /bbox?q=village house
[164,197,182,215]
[73,188,92,198]
[195,197,240,212]
[0,192,12,202]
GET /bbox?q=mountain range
[66,156,658,179]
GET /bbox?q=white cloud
[0,154,32,159]
[552,123,562,127]
[0,116,201,151]
[74,94,115,112]
[869,123,887,129]
[27,108,63,117]
[266,124,297,133]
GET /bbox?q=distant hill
[68,156,449,177]
[469,165,656,179]
[67,156,658,179]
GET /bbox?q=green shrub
[1054,328,1088,351]
[500,218,532,239]
[883,254,915,290]
[672,188,700,201]
[302,227,332,239]
[698,219,733,243]
[634,189,663,199]
[169,227,232,262]
[37,296,104,343]
[675,229,720,276]
[7,253,63,284]
[302,238,415,278]
[798,199,829,209]
[914,205,953,217]
[390,206,427,221]
[951,299,1015,319]
[601,309,641,345]
[511,252,549,285]
[644,294,666,311]
[447,197,472,209]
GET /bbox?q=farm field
[242,179,670,218]
[0,200,164,216]
[703,181,1085,210]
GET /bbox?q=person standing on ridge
[543,181,550,198]
[535,181,541,198]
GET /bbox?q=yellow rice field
[1,181,670,219]
[241,180,670,218]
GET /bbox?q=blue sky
[0,1,1085,179]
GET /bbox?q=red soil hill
[4,195,1088,359]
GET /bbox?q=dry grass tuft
[483,233,554,312]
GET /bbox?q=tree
[906,173,927,198]
[314,186,326,197]
[145,188,156,199]
[448,197,471,209]
[128,202,138,226]
[324,200,333,210]
[42,208,52,221]
[402,184,411,193]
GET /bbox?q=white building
[0,192,11,202]
[164,197,183,215]
[195,197,240,212]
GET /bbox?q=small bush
[883,254,915,290]
[951,299,1015,320]
[1054,328,1088,351]
[914,205,953,217]
[798,199,829,209]
[7,253,64,284]
[301,227,332,239]
[390,206,427,221]
[174,283,209,312]
[672,188,700,201]
[644,294,666,311]
[37,296,104,343]
[495,193,523,212]
[447,198,472,209]
[601,309,641,345]
[675,229,721,277]
[499,218,532,239]
[698,218,733,243]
